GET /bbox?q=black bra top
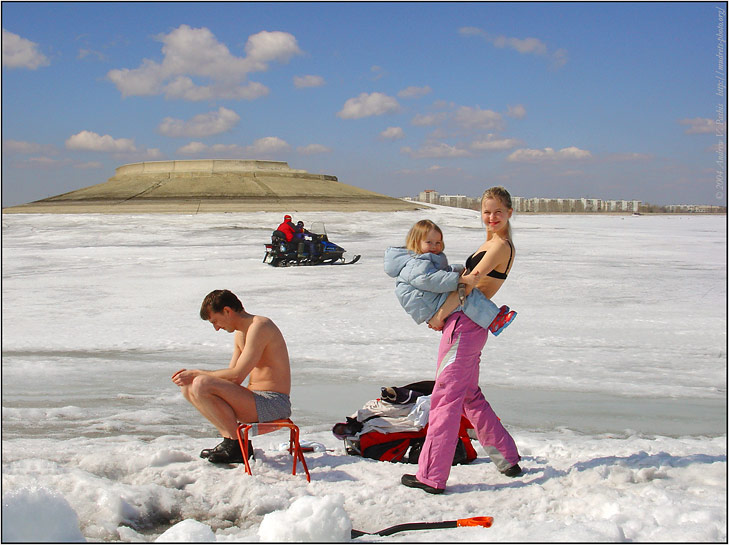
[465,240,513,280]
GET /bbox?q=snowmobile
[263,222,361,267]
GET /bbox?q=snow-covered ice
[2,208,726,542]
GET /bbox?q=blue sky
[2,1,726,207]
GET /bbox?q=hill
[2,160,422,214]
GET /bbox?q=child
[384,219,516,336]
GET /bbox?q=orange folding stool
[235,418,311,482]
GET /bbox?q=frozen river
[2,209,725,438]
[2,208,726,542]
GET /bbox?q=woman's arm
[471,241,509,276]
[427,241,512,330]
[427,271,479,330]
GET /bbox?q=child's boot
[489,305,517,336]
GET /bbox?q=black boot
[503,463,523,477]
[207,437,254,464]
[200,439,227,459]
[401,474,444,494]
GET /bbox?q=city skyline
[412,188,726,213]
[2,2,727,208]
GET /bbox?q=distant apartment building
[511,197,641,213]
[415,190,479,208]
[440,194,476,208]
[605,200,642,212]
[664,204,726,213]
[418,189,440,204]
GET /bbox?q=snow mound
[2,486,85,542]
[155,519,216,542]
[258,494,352,542]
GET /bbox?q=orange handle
[457,516,494,528]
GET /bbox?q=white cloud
[297,144,332,155]
[370,65,385,81]
[401,142,471,159]
[608,152,654,161]
[397,164,467,177]
[337,92,400,119]
[459,26,567,68]
[494,35,547,55]
[178,141,208,155]
[178,142,253,156]
[208,144,244,154]
[164,77,269,101]
[470,134,521,151]
[551,49,568,69]
[65,130,137,153]
[245,30,302,63]
[12,157,102,170]
[380,127,405,140]
[141,148,163,159]
[107,58,165,97]
[454,106,504,131]
[2,29,50,69]
[74,161,103,169]
[507,146,592,162]
[294,75,325,88]
[506,104,527,119]
[412,112,448,126]
[398,85,432,98]
[246,136,291,156]
[107,25,301,100]
[20,157,71,168]
[78,48,106,62]
[678,117,717,135]
[63,131,160,159]
[2,140,56,155]
[158,107,240,138]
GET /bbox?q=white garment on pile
[353,396,431,436]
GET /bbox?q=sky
[2,1,727,207]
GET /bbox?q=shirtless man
[172,290,292,464]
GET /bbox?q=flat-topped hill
[3,159,422,214]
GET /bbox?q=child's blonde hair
[405,219,444,254]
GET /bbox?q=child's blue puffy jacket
[383,247,500,328]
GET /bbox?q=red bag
[358,416,477,465]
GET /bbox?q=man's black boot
[200,439,227,459]
[207,437,254,464]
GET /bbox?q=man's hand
[171,369,199,387]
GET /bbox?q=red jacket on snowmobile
[276,215,296,242]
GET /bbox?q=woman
[401,186,522,494]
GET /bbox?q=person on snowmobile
[275,215,297,242]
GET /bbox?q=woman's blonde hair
[481,186,513,240]
[405,219,444,253]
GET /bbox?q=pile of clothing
[332,381,476,465]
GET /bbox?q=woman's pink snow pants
[416,312,520,490]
